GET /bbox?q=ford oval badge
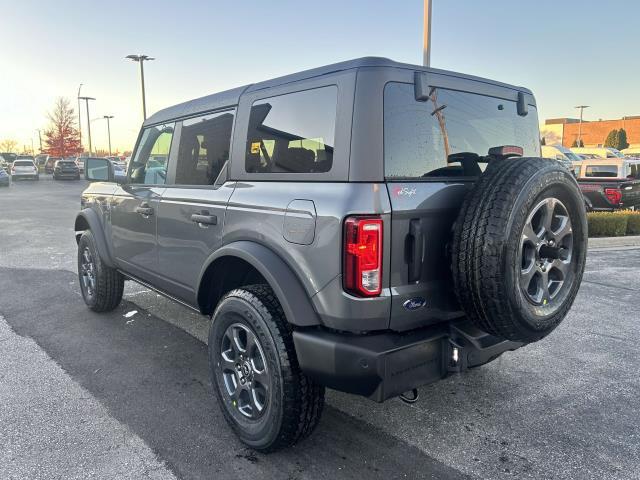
[403,297,427,311]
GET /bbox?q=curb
[589,235,640,250]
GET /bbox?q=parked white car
[11,158,39,181]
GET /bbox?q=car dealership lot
[1,178,639,480]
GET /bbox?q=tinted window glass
[585,165,618,177]
[245,86,337,174]
[384,83,540,179]
[14,160,34,166]
[129,123,174,185]
[175,111,234,185]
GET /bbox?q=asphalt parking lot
[1,177,639,480]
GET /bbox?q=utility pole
[126,54,155,120]
[77,83,83,151]
[103,115,114,156]
[36,129,42,153]
[575,105,590,147]
[423,0,432,67]
[78,96,96,154]
[30,139,35,155]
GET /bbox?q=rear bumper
[11,174,38,180]
[293,320,523,402]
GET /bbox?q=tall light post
[36,129,43,153]
[126,54,155,120]
[78,96,96,154]
[575,105,590,147]
[423,0,433,67]
[103,115,114,156]
[77,83,83,151]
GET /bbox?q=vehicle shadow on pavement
[0,267,468,480]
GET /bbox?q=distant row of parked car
[0,153,129,185]
[541,144,640,211]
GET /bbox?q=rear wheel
[452,158,587,343]
[208,285,324,452]
[77,231,124,312]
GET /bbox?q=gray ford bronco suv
[76,57,587,452]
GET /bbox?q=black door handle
[408,219,424,282]
[135,203,154,216]
[191,211,217,226]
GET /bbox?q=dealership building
[541,116,640,148]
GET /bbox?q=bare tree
[0,139,18,152]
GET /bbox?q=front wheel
[208,285,325,452]
[77,231,124,312]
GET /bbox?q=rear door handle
[408,219,424,283]
[135,203,154,217]
[191,211,217,226]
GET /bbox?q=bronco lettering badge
[403,297,427,311]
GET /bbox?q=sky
[1,0,639,153]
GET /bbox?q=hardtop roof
[144,56,533,126]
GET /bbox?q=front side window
[384,83,540,179]
[585,165,618,177]
[175,111,234,185]
[245,86,337,174]
[129,123,174,185]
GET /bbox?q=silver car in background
[11,158,39,181]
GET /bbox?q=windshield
[607,148,625,158]
[564,151,582,162]
[384,83,540,179]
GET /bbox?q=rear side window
[175,110,234,185]
[384,82,540,179]
[245,86,337,174]
[585,165,618,177]
[130,123,175,185]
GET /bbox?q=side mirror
[85,158,114,182]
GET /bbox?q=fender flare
[198,241,320,327]
[74,209,116,268]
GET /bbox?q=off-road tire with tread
[77,230,124,312]
[208,284,325,452]
[451,158,587,343]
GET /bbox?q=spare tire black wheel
[452,158,588,343]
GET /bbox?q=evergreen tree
[618,128,630,150]
[571,139,578,148]
[541,137,546,146]
[604,129,619,148]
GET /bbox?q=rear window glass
[245,86,337,174]
[384,82,540,179]
[176,110,235,185]
[14,160,34,166]
[585,165,618,177]
[59,161,76,166]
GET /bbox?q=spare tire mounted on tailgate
[452,157,588,343]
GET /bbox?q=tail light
[604,188,622,205]
[343,216,383,297]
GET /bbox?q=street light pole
[126,54,155,120]
[423,0,432,67]
[575,105,590,146]
[78,96,96,154]
[103,115,114,156]
[36,129,43,153]
[77,83,83,151]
